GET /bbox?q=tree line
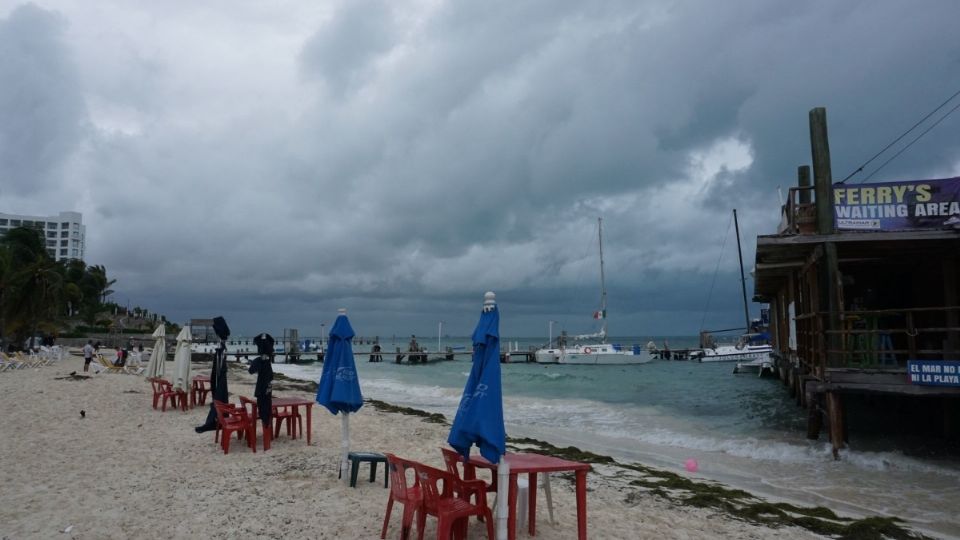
[0,226,165,350]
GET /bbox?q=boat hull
[534,346,652,365]
[693,345,773,364]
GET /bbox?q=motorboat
[534,341,651,365]
[534,218,651,365]
[691,335,774,364]
[733,353,775,376]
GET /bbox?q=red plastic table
[466,452,590,540]
[270,397,315,445]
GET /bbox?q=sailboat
[534,218,651,365]
[690,209,774,374]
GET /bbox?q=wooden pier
[753,107,960,459]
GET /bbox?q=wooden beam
[798,165,811,204]
[809,108,835,235]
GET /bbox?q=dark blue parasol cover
[316,313,363,415]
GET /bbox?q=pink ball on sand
[684,458,699,473]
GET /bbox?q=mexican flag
[593,310,606,320]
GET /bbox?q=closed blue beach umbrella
[448,291,505,464]
[316,308,363,481]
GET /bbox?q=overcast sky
[2,1,959,339]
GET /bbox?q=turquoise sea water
[263,335,960,538]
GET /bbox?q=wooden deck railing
[793,306,960,374]
[777,186,818,235]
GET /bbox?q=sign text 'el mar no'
[834,176,960,231]
[907,360,960,387]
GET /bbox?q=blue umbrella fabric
[316,310,363,414]
[448,293,506,464]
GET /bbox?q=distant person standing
[408,335,423,363]
[82,340,95,372]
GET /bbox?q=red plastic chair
[272,404,302,440]
[381,453,423,540]
[239,396,271,451]
[440,448,495,519]
[414,462,493,540]
[191,377,210,406]
[212,400,256,455]
[148,378,163,409]
[151,378,180,412]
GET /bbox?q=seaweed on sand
[270,371,318,393]
[365,399,448,424]
[500,436,930,540]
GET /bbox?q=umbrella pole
[340,413,350,483]
[496,458,509,540]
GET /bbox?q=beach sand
[0,356,826,539]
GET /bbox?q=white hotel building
[0,211,86,262]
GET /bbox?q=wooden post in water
[809,107,845,456]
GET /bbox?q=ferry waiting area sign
[908,361,960,387]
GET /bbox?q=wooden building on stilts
[753,107,960,458]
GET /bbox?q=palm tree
[0,246,10,349]
[1,227,56,348]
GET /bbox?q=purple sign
[833,177,960,231]
[907,360,960,387]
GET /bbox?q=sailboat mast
[733,209,751,332]
[598,217,607,338]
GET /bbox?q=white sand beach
[1,355,829,539]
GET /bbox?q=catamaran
[534,218,652,365]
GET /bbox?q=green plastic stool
[341,451,388,488]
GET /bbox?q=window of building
[47,231,57,237]
[60,231,68,238]
[60,249,67,256]
[11,220,21,226]
[0,219,7,225]
[71,249,78,257]
[46,240,56,247]
[60,240,68,247]
[23,220,33,227]
[61,222,69,228]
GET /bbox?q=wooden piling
[806,392,822,440]
[826,391,845,459]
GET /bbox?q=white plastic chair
[514,474,556,530]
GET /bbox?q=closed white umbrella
[171,326,192,393]
[145,324,166,379]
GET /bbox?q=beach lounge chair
[382,454,423,540]
[123,364,145,375]
[0,352,24,371]
[413,461,494,540]
[90,354,124,374]
[212,400,256,455]
[16,351,44,368]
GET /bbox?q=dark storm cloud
[0,3,85,195]
[3,0,959,337]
